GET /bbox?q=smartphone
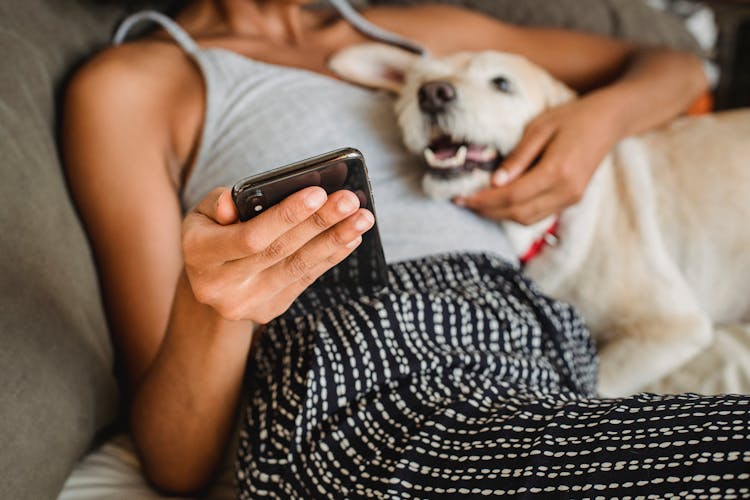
[232,147,388,291]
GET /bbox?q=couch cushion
[0,1,130,499]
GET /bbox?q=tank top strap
[112,10,199,55]
[328,0,429,57]
[114,3,426,57]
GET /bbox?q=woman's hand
[182,185,374,323]
[453,44,707,227]
[455,94,621,225]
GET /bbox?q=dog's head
[330,43,576,199]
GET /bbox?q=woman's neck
[178,0,323,45]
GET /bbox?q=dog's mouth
[423,135,504,179]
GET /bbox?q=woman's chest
[176,54,516,263]
[178,54,413,204]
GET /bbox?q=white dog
[330,43,750,397]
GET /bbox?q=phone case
[232,148,388,291]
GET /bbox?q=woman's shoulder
[67,39,195,110]
[64,38,204,186]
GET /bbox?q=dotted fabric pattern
[237,253,750,498]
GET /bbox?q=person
[62,0,750,497]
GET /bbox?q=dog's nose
[418,81,456,115]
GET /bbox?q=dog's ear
[329,43,420,93]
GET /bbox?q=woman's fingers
[183,183,375,323]
[473,187,567,225]
[454,114,558,211]
[271,207,373,286]
[459,154,560,218]
[245,190,363,268]
[248,186,329,243]
[210,209,373,323]
[457,103,607,225]
[226,207,374,298]
[267,238,363,319]
[461,152,588,224]
[185,186,329,266]
[491,116,555,187]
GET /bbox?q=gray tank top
[114,5,516,264]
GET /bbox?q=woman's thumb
[214,188,239,225]
[196,187,238,225]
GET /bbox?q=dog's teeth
[424,148,438,165]
[423,145,468,169]
[438,146,466,168]
[481,146,498,161]
[453,145,468,167]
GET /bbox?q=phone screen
[232,148,388,291]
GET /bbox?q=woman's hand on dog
[455,94,621,225]
[182,186,374,323]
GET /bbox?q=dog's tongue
[429,136,462,160]
[433,145,461,160]
[466,144,487,162]
[429,138,498,162]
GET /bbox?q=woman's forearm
[127,185,372,493]
[130,270,255,494]
[585,47,709,140]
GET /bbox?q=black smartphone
[232,147,388,290]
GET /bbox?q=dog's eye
[491,76,512,93]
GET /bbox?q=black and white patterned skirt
[237,253,750,498]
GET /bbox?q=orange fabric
[687,91,714,116]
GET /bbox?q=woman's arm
[371,5,709,223]
[63,51,252,492]
[63,47,373,493]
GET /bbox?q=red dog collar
[520,220,560,266]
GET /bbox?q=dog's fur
[330,43,750,396]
